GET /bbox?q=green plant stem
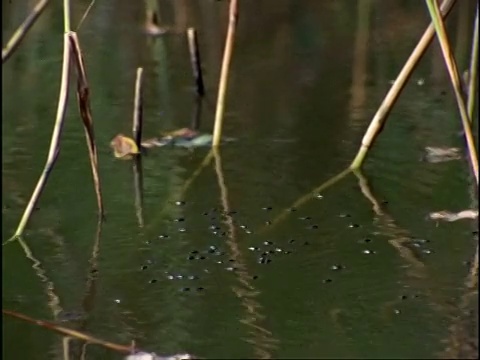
[64,0,71,33]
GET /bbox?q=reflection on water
[2,0,478,359]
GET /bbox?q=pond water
[2,0,478,359]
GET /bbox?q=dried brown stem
[187,28,205,97]
[69,32,105,218]
[3,309,134,354]
[133,67,144,148]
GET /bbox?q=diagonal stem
[10,34,71,239]
[425,0,478,185]
[350,0,457,169]
[2,0,50,63]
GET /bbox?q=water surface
[2,0,478,359]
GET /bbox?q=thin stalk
[76,0,96,32]
[187,28,205,97]
[425,0,478,185]
[212,0,239,147]
[63,0,71,33]
[467,4,478,122]
[11,34,71,239]
[350,0,456,169]
[69,33,105,218]
[63,337,72,360]
[132,67,144,148]
[2,0,50,63]
[3,309,134,354]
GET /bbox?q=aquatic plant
[350,0,478,189]
[2,0,50,63]
[212,0,239,146]
[5,0,104,241]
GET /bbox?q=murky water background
[2,0,478,359]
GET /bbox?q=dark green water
[2,0,478,359]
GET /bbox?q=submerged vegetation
[2,0,478,359]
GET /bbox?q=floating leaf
[110,134,140,159]
[423,146,461,163]
[428,209,478,222]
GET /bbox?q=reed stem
[350,0,456,169]
[69,33,105,218]
[12,34,71,239]
[63,0,71,33]
[2,0,50,63]
[212,0,238,147]
[187,28,205,97]
[3,309,133,354]
[133,67,144,148]
[425,0,478,185]
[467,3,478,122]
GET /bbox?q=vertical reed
[69,33,105,218]
[467,4,478,121]
[425,0,478,185]
[132,67,145,148]
[187,28,205,97]
[212,0,239,146]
